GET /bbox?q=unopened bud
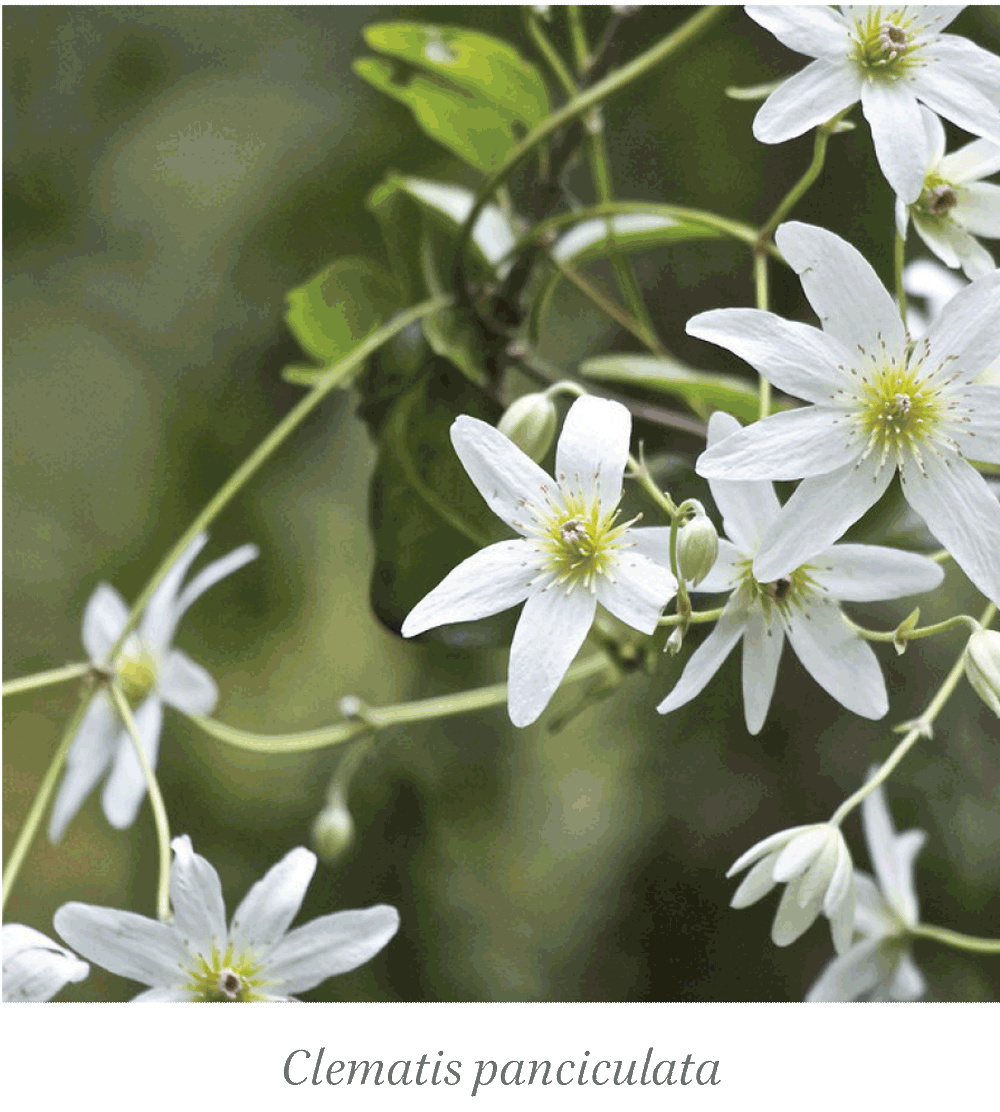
[497,392,558,462]
[312,798,356,863]
[677,512,719,586]
[964,629,1000,717]
[893,607,920,655]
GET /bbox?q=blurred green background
[4,5,999,1002]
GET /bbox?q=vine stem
[894,223,908,321]
[2,662,91,698]
[102,296,452,668]
[910,923,1000,955]
[109,686,172,922]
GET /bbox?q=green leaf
[282,257,400,383]
[581,354,782,424]
[354,22,549,172]
[369,367,504,633]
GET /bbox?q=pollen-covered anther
[218,968,243,999]
[878,22,907,59]
[926,184,957,215]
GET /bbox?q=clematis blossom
[896,106,1000,279]
[746,5,1000,202]
[658,412,943,733]
[692,221,1000,604]
[54,835,399,1001]
[807,777,926,1001]
[401,396,677,727]
[48,532,258,841]
[2,923,89,1002]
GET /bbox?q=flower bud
[311,797,355,864]
[964,629,1000,717]
[677,511,719,586]
[497,392,558,462]
[666,626,684,655]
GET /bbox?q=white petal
[810,543,944,601]
[555,395,631,511]
[753,59,861,144]
[900,450,1000,604]
[695,407,855,481]
[853,872,896,938]
[727,824,816,878]
[940,140,1000,186]
[774,223,905,354]
[596,553,675,635]
[229,847,316,958]
[694,539,744,594]
[862,779,926,928]
[920,103,947,167]
[81,583,129,665]
[687,309,853,404]
[263,905,400,994]
[888,830,927,927]
[140,533,209,653]
[824,838,854,918]
[741,604,784,735]
[772,871,823,946]
[101,696,164,830]
[951,386,1000,464]
[400,540,538,638]
[48,690,118,843]
[955,232,996,282]
[450,415,553,532]
[914,65,1000,150]
[888,951,926,1000]
[506,585,596,728]
[797,834,840,910]
[828,877,856,955]
[703,412,780,552]
[773,826,830,884]
[657,594,746,717]
[752,456,894,583]
[54,903,188,987]
[168,835,228,958]
[861,80,928,202]
[171,543,259,631]
[912,210,964,271]
[923,269,1000,384]
[159,650,219,716]
[805,938,884,1001]
[729,853,779,910]
[783,600,888,719]
[956,181,1000,238]
[2,924,89,1002]
[131,986,195,1001]
[744,5,849,59]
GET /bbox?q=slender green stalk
[525,9,577,98]
[830,602,996,827]
[911,923,1000,955]
[552,255,658,349]
[190,653,612,755]
[2,683,95,912]
[894,224,908,322]
[847,612,981,645]
[759,110,848,240]
[103,296,451,667]
[567,6,591,72]
[2,662,91,698]
[109,685,172,922]
[754,249,771,419]
[454,6,725,284]
[660,607,725,627]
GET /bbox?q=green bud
[497,392,558,462]
[311,797,356,864]
[964,629,1000,717]
[677,512,719,586]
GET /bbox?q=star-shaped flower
[53,835,400,1001]
[807,776,926,1000]
[727,822,856,954]
[401,396,677,727]
[2,923,89,1002]
[896,106,1000,279]
[746,5,1000,201]
[658,412,943,732]
[48,532,258,842]
[692,221,1000,604]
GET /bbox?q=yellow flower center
[185,942,268,1002]
[114,641,157,706]
[853,354,944,473]
[530,486,635,592]
[737,559,818,617]
[852,8,921,76]
[914,174,959,220]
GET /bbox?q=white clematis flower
[896,106,1000,279]
[48,532,258,842]
[2,923,89,1001]
[807,776,926,1000]
[401,396,677,727]
[54,835,399,1001]
[692,221,1000,604]
[727,822,856,954]
[658,412,943,733]
[746,5,1000,202]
